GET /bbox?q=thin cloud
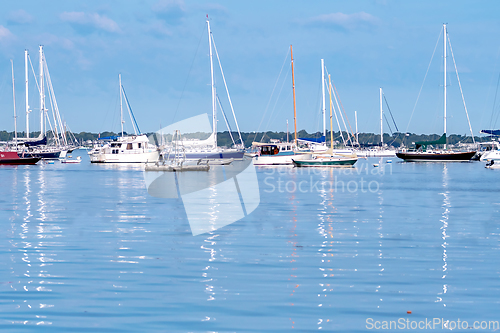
[0,25,14,41]
[144,21,174,38]
[7,9,34,25]
[152,0,186,25]
[304,12,380,31]
[60,12,122,33]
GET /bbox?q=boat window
[127,143,133,150]
[260,145,279,155]
[138,143,142,149]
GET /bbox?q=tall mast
[25,50,29,138]
[355,110,358,145]
[119,73,124,137]
[290,45,297,145]
[328,74,334,150]
[321,59,326,140]
[39,45,45,137]
[380,87,383,147]
[443,23,447,149]
[11,60,17,141]
[207,17,217,149]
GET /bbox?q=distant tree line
[0,130,491,148]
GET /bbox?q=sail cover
[23,136,47,147]
[298,136,325,143]
[415,133,446,150]
[480,129,500,136]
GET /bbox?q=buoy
[407,311,412,314]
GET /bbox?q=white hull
[480,150,500,161]
[253,153,312,165]
[356,149,396,157]
[90,150,158,163]
[89,135,159,163]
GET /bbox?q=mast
[321,59,326,140]
[25,50,29,138]
[119,73,124,137]
[290,45,297,145]
[355,110,358,145]
[24,50,30,139]
[207,17,217,149]
[380,87,383,147]
[443,23,447,149]
[328,74,334,150]
[39,45,45,137]
[11,60,17,141]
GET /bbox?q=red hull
[0,151,40,165]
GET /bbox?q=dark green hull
[292,157,357,167]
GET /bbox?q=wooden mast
[290,45,297,146]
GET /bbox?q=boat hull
[25,150,62,159]
[90,151,159,163]
[292,157,358,167]
[396,151,476,162]
[253,153,312,165]
[0,152,40,165]
[184,149,244,160]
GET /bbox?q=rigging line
[313,75,323,139]
[44,60,67,145]
[383,113,393,135]
[332,81,355,144]
[28,55,40,100]
[447,34,475,143]
[327,77,346,146]
[260,64,291,142]
[405,27,443,134]
[324,66,354,145]
[254,48,290,142]
[171,23,206,125]
[211,34,243,146]
[490,73,500,129]
[383,94,399,132]
[216,94,236,146]
[121,85,141,135]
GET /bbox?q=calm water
[1,150,499,332]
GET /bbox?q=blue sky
[0,0,499,136]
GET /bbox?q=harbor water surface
[1,150,499,332]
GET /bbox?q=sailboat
[0,60,41,165]
[89,74,159,163]
[164,17,245,164]
[357,88,397,157]
[396,24,476,162]
[15,47,68,159]
[292,68,357,167]
[252,45,311,165]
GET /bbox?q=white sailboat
[356,88,397,157]
[163,17,244,163]
[15,46,69,159]
[89,74,159,163]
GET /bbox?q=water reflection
[316,168,336,330]
[373,192,384,309]
[8,166,63,326]
[437,164,449,306]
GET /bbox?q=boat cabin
[258,143,295,156]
